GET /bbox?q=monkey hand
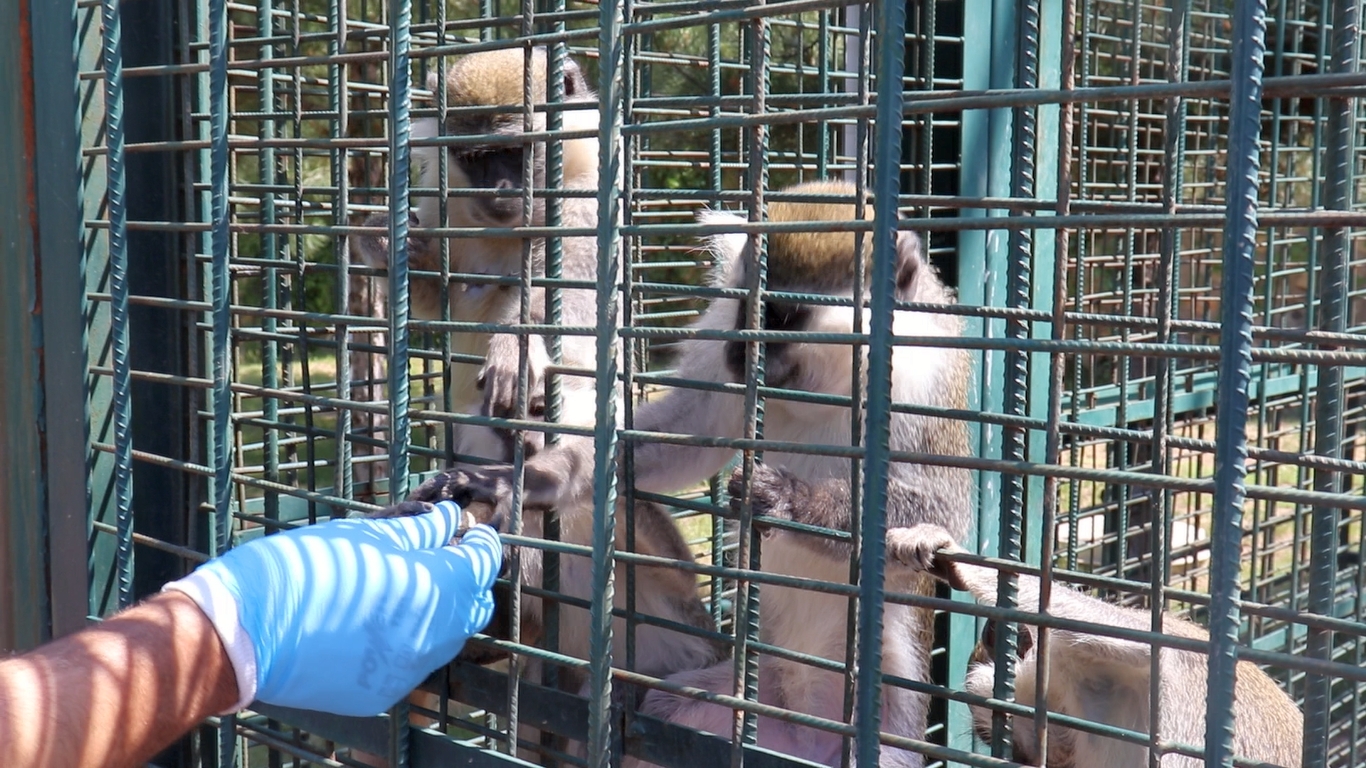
[350,211,427,270]
[885,524,969,591]
[727,463,807,534]
[367,498,490,541]
[477,333,550,425]
[406,466,529,534]
[164,502,502,717]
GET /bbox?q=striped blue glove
[166,501,501,716]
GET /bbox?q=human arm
[0,590,238,768]
[0,502,502,768]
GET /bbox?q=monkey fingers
[457,500,505,535]
[726,463,802,529]
[477,336,548,421]
[407,467,525,531]
[364,498,494,546]
[366,499,437,520]
[884,524,969,592]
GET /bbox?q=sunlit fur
[885,524,1304,768]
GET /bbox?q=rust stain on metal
[19,0,41,319]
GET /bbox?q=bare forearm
[0,590,238,768]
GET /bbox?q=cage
[3,0,1365,765]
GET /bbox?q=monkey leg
[635,659,843,768]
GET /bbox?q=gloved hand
[165,501,501,717]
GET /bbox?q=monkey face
[724,292,891,414]
[965,621,1078,767]
[724,298,811,387]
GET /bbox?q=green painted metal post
[30,0,90,643]
[949,0,1002,753]
[0,0,52,653]
[857,0,909,760]
[1206,3,1268,767]
[1304,0,1359,762]
[1,0,89,650]
[590,0,628,762]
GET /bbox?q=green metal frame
[1,0,90,651]
[43,0,1366,766]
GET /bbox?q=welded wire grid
[76,0,1366,766]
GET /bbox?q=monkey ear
[426,70,440,96]
[697,209,749,286]
[561,56,590,98]
[894,229,925,293]
[980,618,1036,660]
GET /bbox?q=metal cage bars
[70,0,1366,766]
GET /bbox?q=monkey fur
[423,179,975,767]
[883,523,1304,768]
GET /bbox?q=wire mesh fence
[71,0,1366,765]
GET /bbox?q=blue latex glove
[166,501,501,717]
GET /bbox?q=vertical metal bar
[994,0,1039,751]
[1031,0,1065,759]
[918,1,935,202]
[856,0,908,762]
[207,0,235,760]
[385,0,414,763]
[1289,0,1331,635]
[589,0,627,760]
[620,0,640,699]
[1303,0,1359,762]
[207,0,231,576]
[839,7,872,762]
[101,0,134,612]
[1065,2,1093,577]
[1110,0,1143,580]
[705,0,726,635]
[386,0,412,502]
[329,0,352,515]
[258,0,281,528]
[1205,3,1267,767]
[734,6,771,764]
[30,0,90,641]
[542,7,567,717]
[1150,4,1190,766]
[816,9,829,178]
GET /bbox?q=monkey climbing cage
[10,0,1359,765]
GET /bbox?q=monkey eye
[763,302,804,331]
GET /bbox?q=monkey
[418,178,975,767]
[879,523,1305,768]
[347,47,726,760]
[349,46,601,463]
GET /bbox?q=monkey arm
[623,383,746,495]
[479,286,553,420]
[733,465,967,560]
[0,591,239,768]
[417,362,746,515]
[883,523,1165,668]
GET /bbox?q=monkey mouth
[476,202,527,226]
